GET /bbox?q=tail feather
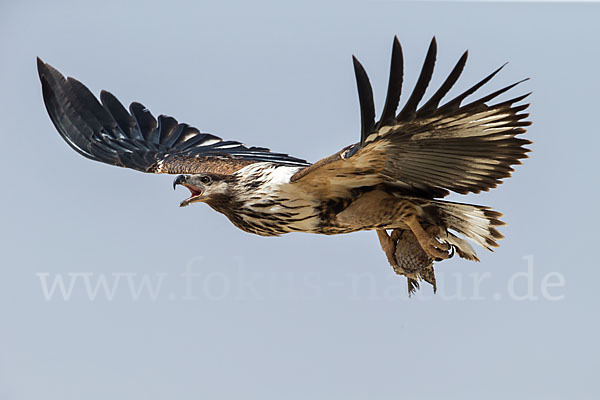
[443,232,479,261]
[431,200,506,260]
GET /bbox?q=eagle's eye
[200,176,211,184]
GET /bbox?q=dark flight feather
[436,62,507,115]
[417,50,468,118]
[352,56,376,145]
[37,58,310,175]
[397,37,437,121]
[378,36,404,128]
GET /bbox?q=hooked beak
[173,175,186,190]
[173,175,204,207]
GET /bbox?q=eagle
[37,37,531,294]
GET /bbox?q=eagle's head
[173,174,230,207]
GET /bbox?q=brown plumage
[37,37,531,295]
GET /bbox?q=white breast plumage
[231,163,321,235]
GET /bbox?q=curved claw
[405,216,452,261]
[425,241,451,260]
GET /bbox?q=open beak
[173,175,204,207]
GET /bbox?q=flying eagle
[37,37,531,294]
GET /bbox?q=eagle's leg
[404,215,450,260]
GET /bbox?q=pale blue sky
[1,1,598,399]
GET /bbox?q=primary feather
[37,58,310,176]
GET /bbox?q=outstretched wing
[291,37,531,198]
[37,59,310,176]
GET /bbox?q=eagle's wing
[291,37,531,198]
[37,59,310,176]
